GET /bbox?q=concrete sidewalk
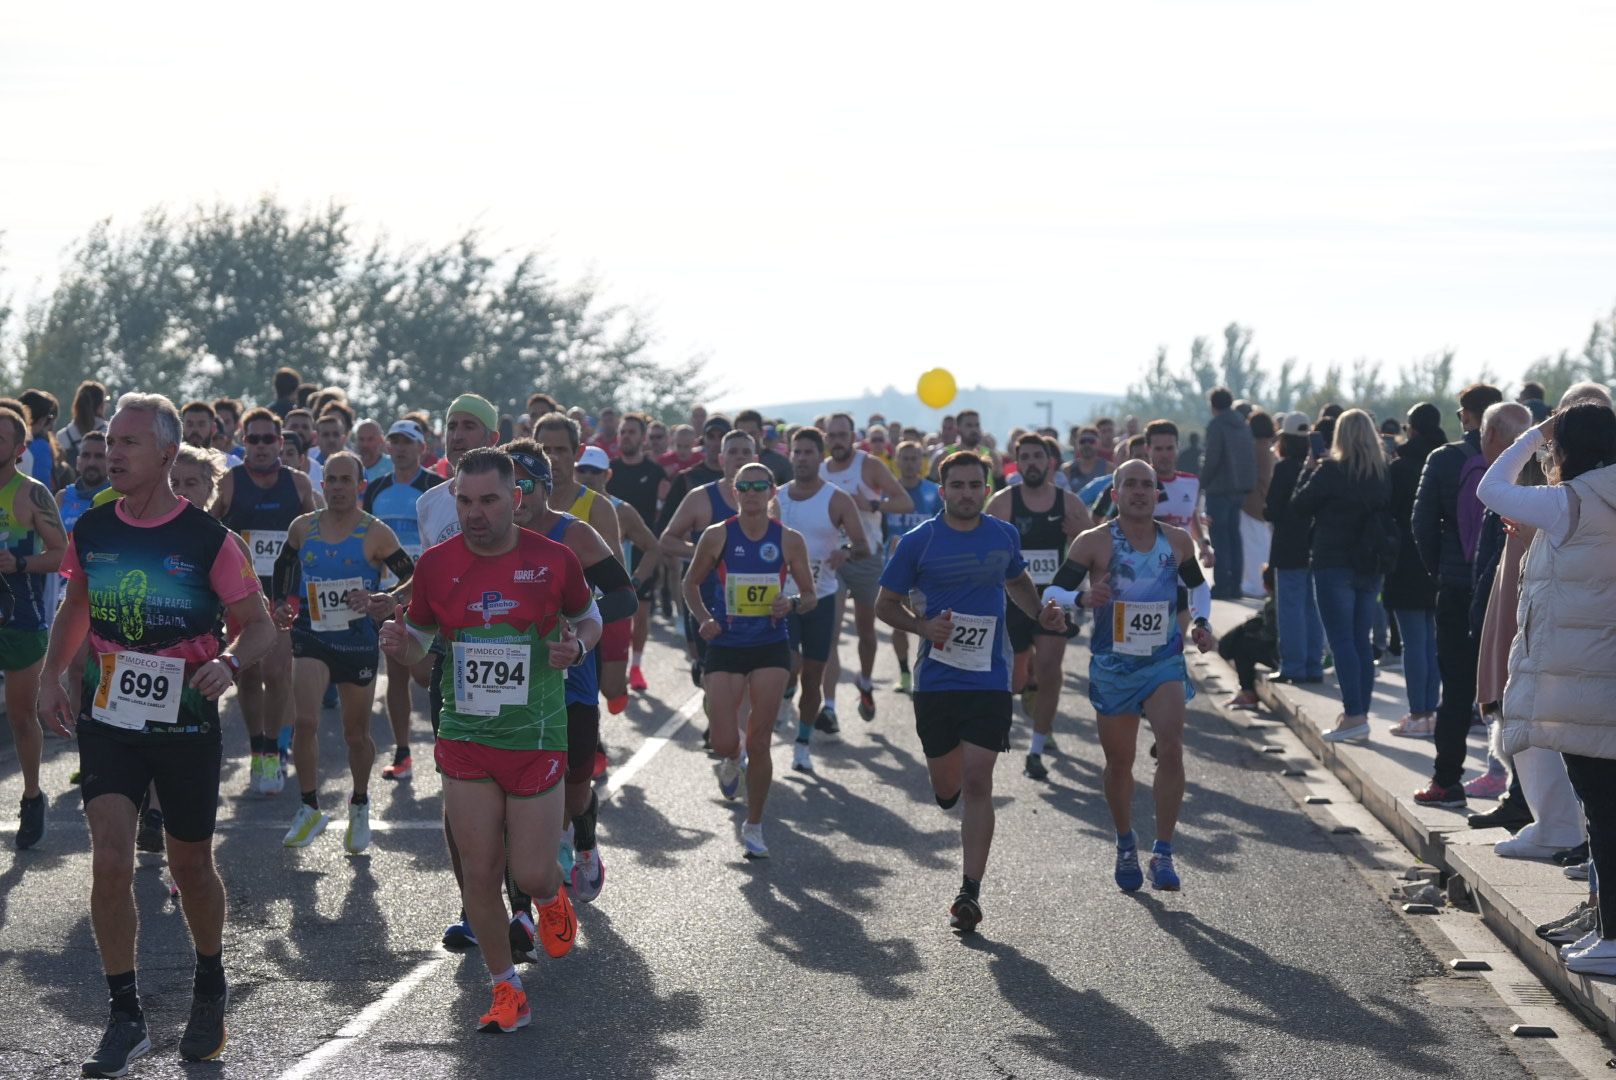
[1202,597,1616,1038]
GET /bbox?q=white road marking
[602,689,704,805]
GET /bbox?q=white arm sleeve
[1191,581,1212,623]
[1477,429,1572,545]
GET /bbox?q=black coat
[1263,455,1313,570]
[1383,435,1442,609]
[1412,429,1482,587]
[1289,459,1393,573]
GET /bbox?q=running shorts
[703,640,791,676]
[435,738,566,798]
[0,627,48,671]
[291,629,379,687]
[786,599,836,664]
[78,725,223,843]
[912,690,1012,759]
[837,552,883,606]
[1088,653,1194,718]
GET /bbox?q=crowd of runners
[4,370,1228,1076]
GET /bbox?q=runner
[282,409,324,486]
[379,446,600,1034]
[930,408,1001,484]
[775,426,868,773]
[354,418,390,483]
[272,452,415,853]
[875,450,1066,933]
[1043,459,1215,893]
[0,399,68,849]
[606,411,665,694]
[684,461,817,857]
[213,407,318,795]
[39,393,276,1075]
[363,419,444,781]
[57,430,111,533]
[180,400,217,450]
[985,434,1092,781]
[819,412,913,729]
[579,446,662,719]
[883,439,941,694]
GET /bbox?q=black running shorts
[78,724,223,843]
[703,640,791,676]
[912,690,1012,759]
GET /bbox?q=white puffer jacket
[1503,463,1616,759]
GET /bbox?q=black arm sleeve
[1178,559,1206,589]
[383,548,415,585]
[1050,561,1089,591]
[272,543,302,602]
[584,556,638,622]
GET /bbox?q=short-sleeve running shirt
[884,478,941,557]
[879,514,1026,693]
[405,529,593,752]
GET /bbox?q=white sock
[1030,732,1047,756]
[631,648,643,666]
[492,965,523,991]
[856,673,873,692]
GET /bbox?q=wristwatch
[570,638,588,667]
[218,652,242,679]
[790,595,801,613]
[1192,617,1212,634]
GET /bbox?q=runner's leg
[5,658,43,797]
[444,777,513,977]
[744,666,789,824]
[960,741,998,881]
[86,795,139,973]
[290,657,329,799]
[339,681,378,796]
[1030,635,1067,738]
[1097,713,1142,835]
[1141,679,1187,842]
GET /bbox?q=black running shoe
[814,706,840,735]
[857,685,876,722]
[16,792,45,850]
[136,810,165,855]
[690,659,704,689]
[949,892,982,934]
[1554,841,1591,867]
[1043,735,1060,757]
[1023,753,1049,781]
[178,990,228,1062]
[82,1011,150,1078]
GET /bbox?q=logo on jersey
[513,567,548,583]
[163,555,199,577]
[759,542,780,563]
[469,590,519,624]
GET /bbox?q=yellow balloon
[916,368,957,409]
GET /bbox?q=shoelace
[1153,853,1176,877]
[484,982,522,1021]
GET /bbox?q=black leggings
[1217,617,1277,692]
[1563,752,1616,938]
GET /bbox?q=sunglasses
[577,466,605,476]
[514,477,538,495]
[245,434,279,445]
[1078,437,1097,445]
[734,479,773,493]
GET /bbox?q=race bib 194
[931,612,997,672]
[92,652,186,730]
[452,641,531,717]
[1112,600,1169,656]
[307,577,366,633]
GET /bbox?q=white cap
[387,420,425,443]
[578,446,611,470]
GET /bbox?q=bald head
[1559,381,1613,410]
[1481,401,1531,463]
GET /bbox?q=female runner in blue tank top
[682,462,818,859]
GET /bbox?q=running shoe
[897,670,911,694]
[1536,902,1596,945]
[717,758,743,800]
[536,888,578,958]
[857,683,876,722]
[249,753,268,795]
[1390,714,1435,739]
[136,810,165,855]
[1565,937,1616,975]
[629,665,648,692]
[592,743,609,780]
[1553,841,1590,867]
[477,982,530,1034]
[1560,927,1601,960]
[814,705,840,735]
[322,683,339,709]
[558,824,576,879]
[572,849,606,903]
[263,757,286,796]
[1023,753,1048,781]
[382,754,413,781]
[69,769,82,785]
[1412,782,1466,809]
[282,805,330,848]
[1149,850,1181,891]
[508,911,539,964]
[1463,771,1508,800]
[16,792,45,850]
[1565,861,1591,881]
[948,892,982,933]
[606,694,629,715]
[178,990,228,1062]
[1228,691,1261,710]
[442,916,478,950]
[82,1012,150,1078]
[791,742,814,773]
[344,802,371,854]
[1115,844,1144,892]
[741,822,769,859]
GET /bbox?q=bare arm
[865,457,913,514]
[984,488,1013,522]
[828,489,871,562]
[617,503,662,582]
[681,525,725,633]
[295,471,319,512]
[210,471,234,519]
[588,495,622,555]
[14,480,67,574]
[658,489,706,562]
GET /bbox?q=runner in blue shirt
[882,440,942,694]
[876,450,1064,934]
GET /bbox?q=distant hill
[744,386,1124,437]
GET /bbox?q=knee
[166,844,215,882]
[92,850,135,889]
[343,723,372,751]
[1104,751,1136,777]
[709,728,740,759]
[1153,736,1184,765]
[745,727,772,757]
[962,769,994,801]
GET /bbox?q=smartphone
[1309,431,1326,458]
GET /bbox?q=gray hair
[1558,381,1613,409]
[115,392,182,451]
[1481,401,1531,445]
[174,443,228,485]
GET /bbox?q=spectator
[17,389,60,489]
[1200,387,1257,600]
[1290,409,1393,743]
[1518,380,1550,423]
[1265,413,1325,685]
[1179,431,1203,475]
[1411,382,1504,807]
[1384,403,1445,738]
[56,380,108,472]
[1221,565,1279,709]
[1491,402,1616,973]
[1379,417,1401,460]
[1239,411,1275,598]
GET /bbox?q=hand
[1501,516,1519,535]
[365,592,396,619]
[378,607,411,660]
[923,608,954,647]
[548,622,584,668]
[1037,599,1067,632]
[825,549,850,572]
[1083,580,1113,609]
[769,594,793,619]
[0,549,16,574]
[1199,546,1215,568]
[1191,624,1215,654]
[272,600,298,632]
[345,588,370,614]
[38,678,76,739]
[697,617,722,642]
[189,658,235,700]
[1534,414,1557,439]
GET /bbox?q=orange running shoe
[477,982,530,1033]
[628,665,648,692]
[537,887,578,958]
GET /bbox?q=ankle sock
[300,790,318,810]
[1117,830,1137,851]
[491,965,523,992]
[194,951,226,997]
[107,970,141,1019]
[1030,732,1047,756]
[393,746,410,765]
[961,875,980,901]
[351,792,368,805]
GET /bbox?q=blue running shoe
[717,758,743,801]
[1115,845,1144,892]
[442,916,478,951]
[1149,848,1180,891]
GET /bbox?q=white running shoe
[717,758,742,800]
[741,822,769,859]
[1560,927,1601,961]
[791,743,813,773]
[1565,936,1616,975]
[283,805,329,848]
[344,801,371,854]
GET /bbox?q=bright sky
[3,2,1614,410]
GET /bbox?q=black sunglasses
[734,479,773,493]
[245,434,278,445]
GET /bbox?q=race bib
[931,612,998,672]
[453,641,531,717]
[244,530,289,578]
[92,652,185,730]
[725,573,780,618]
[1024,549,1061,587]
[1112,600,1169,656]
[306,577,366,633]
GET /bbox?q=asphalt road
[0,606,1572,1079]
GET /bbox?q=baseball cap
[387,420,425,443]
[703,416,731,436]
[578,446,610,471]
[1278,412,1310,436]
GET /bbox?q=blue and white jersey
[1090,521,1183,671]
[884,478,941,557]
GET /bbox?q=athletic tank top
[776,481,841,598]
[1090,521,1183,667]
[0,472,46,630]
[293,511,380,647]
[222,465,301,582]
[821,449,881,557]
[709,517,788,648]
[60,481,108,534]
[548,513,599,707]
[1009,485,1069,588]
